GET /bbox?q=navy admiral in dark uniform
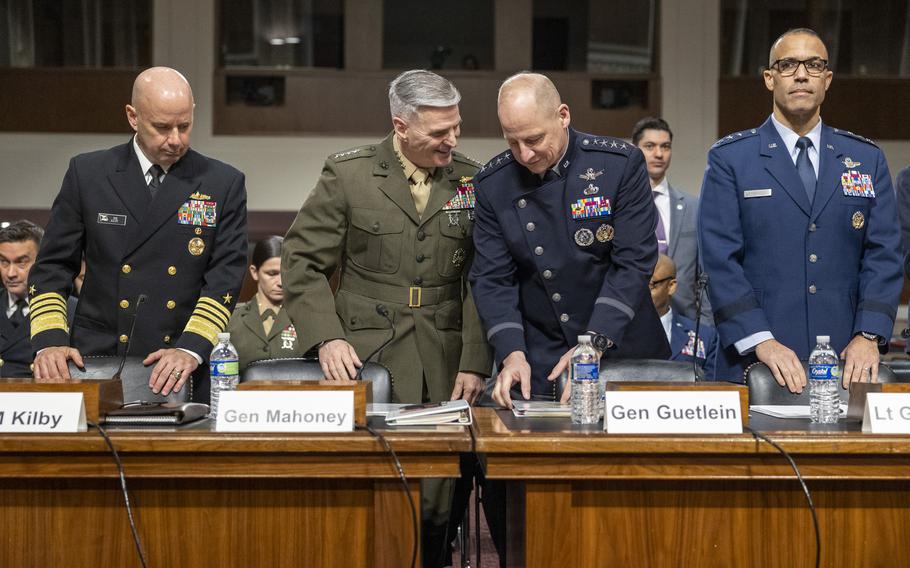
[29,67,248,397]
[470,73,670,407]
[699,29,902,393]
[0,221,44,378]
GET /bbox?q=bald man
[470,72,670,407]
[29,67,247,399]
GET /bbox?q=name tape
[863,393,910,433]
[216,391,354,432]
[604,391,742,434]
[0,393,86,432]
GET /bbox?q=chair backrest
[241,357,393,404]
[556,358,700,400]
[67,356,190,404]
[746,361,898,405]
[881,359,910,383]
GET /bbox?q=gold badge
[189,191,212,200]
[596,224,614,242]
[188,237,205,256]
[852,211,865,230]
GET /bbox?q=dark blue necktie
[148,164,165,198]
[795,137,816,203]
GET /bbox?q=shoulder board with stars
[832,128,878,148]
[329,145,377,163]
[579,136,632,154]
[711,128,759,148]
[476,150,514,181]
[452,151,482,168]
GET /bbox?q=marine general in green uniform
[281,69,491,567]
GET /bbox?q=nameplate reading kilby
[216,391,354,432]
[604,391,743,434]
[0,393,86,432]
[863,393,910,434]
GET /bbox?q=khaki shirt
[227,301,306,370]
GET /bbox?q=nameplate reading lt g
[0,393,86,432]
[216,391,354,432]
[862,393,910,434]
[604,391,743,434]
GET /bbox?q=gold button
[121,264,132,274]
[119,299,130,309]
[163,335,171,344]
[0,359,5,367]
[119,334,129,343]
[167,266,177,276]
[166,300,176,309]
[194,227,202,235]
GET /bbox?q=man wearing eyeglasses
[699,28,902,394]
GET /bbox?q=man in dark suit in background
[0,220,43,377]
[633,117,710,322]
[29,67,248,399]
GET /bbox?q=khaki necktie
[261,308,277,335]
[410,168,431,218]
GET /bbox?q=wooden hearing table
[472,407,910,568]
[0,418,470,567]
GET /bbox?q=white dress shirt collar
[132,136,170,181]
[660,308,673,345]
[770,114,822,177]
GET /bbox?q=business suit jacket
[282,134,492,404]
[470,129,670,397]
[0,290,33,378]
[669,312,717,379]
[699,117,902,363]
[666,184,712,322]
[29,140,248,367]
[227,301,306,370]
[895,165,910,273]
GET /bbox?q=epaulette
[329,144,377,163]
[832,128,878,148]
[578,135,634,154]
[476,149,514,181]
[452,151,482,168]
[711,128,759,148]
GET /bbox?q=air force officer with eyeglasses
[698,28,902,395]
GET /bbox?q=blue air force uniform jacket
[470,129,671,397]
[698,118,902,362]
[29,141,248,364]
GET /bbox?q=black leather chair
[67,356,191,404]
[882,358,910,383]
[555,358,701,400]
[242,357,394,404]
[745,361,898,406]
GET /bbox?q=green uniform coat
[227,301,306,370]
[282,134,492,404]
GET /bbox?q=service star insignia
[222,293,233,305]
[28,285,36,296]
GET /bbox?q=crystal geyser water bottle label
[809,364,835,380]
[573,363,598,381]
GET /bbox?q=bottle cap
[816,335,830,343]
[577,334,591,343]
[218,332,231,342]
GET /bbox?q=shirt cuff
[735,331,774,355]
[178,348,204,365]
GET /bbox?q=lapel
[267,308,293,342]
[420,166,461,228]
[667,185,685,257]
[107,140,152,224]
[121,149,202,259]
[240,302,268,344]
[759,119,812,217]
[375,135,421,226]
[810,124,844,221]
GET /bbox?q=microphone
[114,294,147,381]
[355,304,396,381]
[692,272,709,381]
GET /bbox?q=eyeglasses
[769,57,828,77]
[649,276,674,290]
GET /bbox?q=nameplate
[604,391,743,434]
[216,391,354,432]
[862,393,910,433]
[0,393,86,432]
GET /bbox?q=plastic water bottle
[808,335,840,424]
[571,335,601,424]
[209,332,240,419]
